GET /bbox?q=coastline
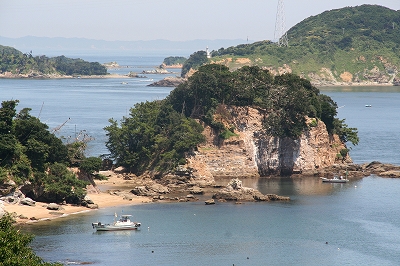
[3,174,152,225]
[0,73,133,79]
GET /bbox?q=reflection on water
[215,176,364,197]
[319,85,400,93]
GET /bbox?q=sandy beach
[3,173,151,224]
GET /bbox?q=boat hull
[94,224,141,231]
[320,177,349,183]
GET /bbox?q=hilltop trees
[207,5,400,83]
[0,45,107,76]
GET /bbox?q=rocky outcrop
[147,76,185,87]
[142,68,172,74]
[130,182,170,197]
[317,161,400,179]
[0,180,17,196]
[187,106,348,179]
[212,178,289,202]
[393,77,400,86]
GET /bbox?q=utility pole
[274,0,288,47]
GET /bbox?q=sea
[1,55,400,266]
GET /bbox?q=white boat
[92,214,141,231]
[320,176,349,183]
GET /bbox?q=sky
[1,0,400,42]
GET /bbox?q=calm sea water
[2,56,400,265]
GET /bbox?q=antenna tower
[274,0,288,47]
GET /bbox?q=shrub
[0,214,61,266]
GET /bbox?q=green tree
[181,50,208,78]
[0,214,61,266]
[79,157,102,175]
[38,163,88,204]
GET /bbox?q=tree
[105,100,205,175]
[0,100,19,167]
[180,50,208,78]
[79,157,102,175]
[0,214,61,266]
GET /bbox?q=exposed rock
[87,203,99,209]
[147,76,185,87]
[18,214,28,219]
[114,166,127,173]
[393,77,400,86]
[0,201,5,218]
[189,186,204,195]
[83,195,94,205]
[379,171,400,178]
[212,178,289,202]
[20,197,36,206]
[47,203,60,210]
[142,68,172,74]
[187,106,348,179]
[205,199,215,205]
[130,182,170,197]
[0,180,17,196]
[103,62,121,69]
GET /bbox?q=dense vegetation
[0,215,61,266]
[162,56,187,66]
[0,100,100,204]
[203,5,400,82]
[105,64,358,175]
[181,51,208,77]
[0,45,107,76]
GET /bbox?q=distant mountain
[0,36,249,57]
[208,5,400,86]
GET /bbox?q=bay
[2,56,400,265]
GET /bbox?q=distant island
[0,45,107,78]
[180,5,400,86]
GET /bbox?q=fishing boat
[320,176,349,183]
[92,214,141,231]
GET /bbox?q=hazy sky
[1,0,400,42]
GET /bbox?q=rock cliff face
[187,105,348,178]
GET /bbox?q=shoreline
[0,73,135,79]
[3,174,152,225]
[0,72,397,87]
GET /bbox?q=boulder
[20,197,36,206]
[87,204,99,209]
[150,183,170,194]
[0,180,17,196]
[212,178,289,202]
[47,203,60,210]
[205,199,215,205]
[189,186,204,194]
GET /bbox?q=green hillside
[0,45,107,76]
[207,5,400,85]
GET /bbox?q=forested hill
[205,5,400,86]
[0,45,107,77]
